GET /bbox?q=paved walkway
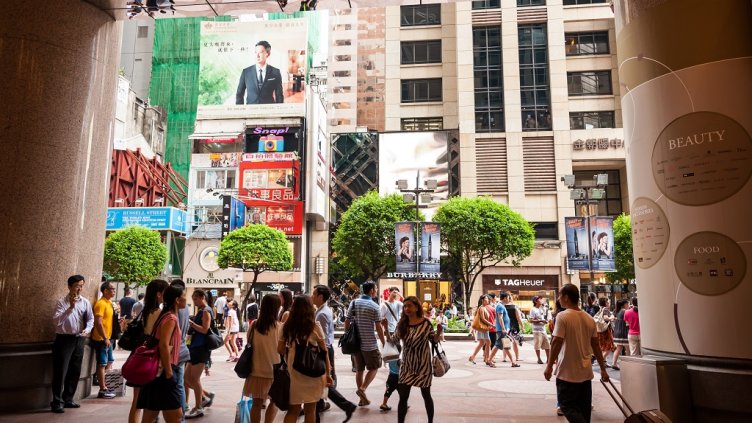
[4,338,625,422]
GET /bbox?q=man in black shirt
[245,295,258,327]
[119,287,136,320]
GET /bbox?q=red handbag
[121,314,166,385]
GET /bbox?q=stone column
[0,0,121,411]
[614,0,752,419]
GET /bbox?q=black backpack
[118,312,144,351]
[338,301,361,354]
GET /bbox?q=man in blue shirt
[346,281,386,407]
[488,292,520,367]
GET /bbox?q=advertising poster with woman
[395,222,416,273]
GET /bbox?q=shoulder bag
[121,313,168,386]
[205,309,224,350]
[234,322,255,378]
[338,301,361,355]
[118,311,145,351]
[594,308,610,333]
[268,354,291,410]
[431,340,451,377]
[292,331,327,378]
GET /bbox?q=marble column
[614,0,752,420]
[0,0,121,411]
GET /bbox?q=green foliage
[607,213,635,283]
[332,191,421,280]
[434,197,535,311]
[103,226,167,288]
[198,63,231,105]
[217,224,293,274]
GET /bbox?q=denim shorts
[91,340,114,366]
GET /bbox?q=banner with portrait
[198,19,308,118]
[565,217,590,271]
[395,222,417,273]
[590,216,616,272]
[420,222,441,274]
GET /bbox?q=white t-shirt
[552,308,597,383]
[530,306,546,333]
[214,297,227,315]
[380,301,403,333]
[227,309,239,333]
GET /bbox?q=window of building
[573,170,623,217]
[335,39,352,46]
[473,26,504,132]
[569,111,615,129]
[472,0,501,9]
[567,71,612,96]
[400,4,441,27]
[519,23,551,131]
[401,117,444,131]
[333,86,352,93]
[334,24,352,31]
[518,0,546,6]
[332,102,352,109]
[193,206,222,224]
[137,25,149,38]
[533,222,558,240]
[564,0,608,5]
[401,40,442,65]
[335,55,352,61]
[565,31,609,56]
[333,70,351,77]
[401,78,443,103]
[195,169,237,190]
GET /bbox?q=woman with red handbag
[138,284,185,423]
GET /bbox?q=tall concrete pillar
[0,1,121,411]
[614,0,752,420]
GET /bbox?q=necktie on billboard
[258,69,264,91]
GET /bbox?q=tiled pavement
[3,337,625,422]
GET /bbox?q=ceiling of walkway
[92,0,455,20]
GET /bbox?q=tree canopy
[433,197,535,311]
[103,226,167,288]
[606,213,635,283]
[332,191,421,281]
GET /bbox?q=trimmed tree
[606,213,635,283]
[433,197,535,313]
[332,191,420,281]
[103,226,167,288]
[217,224,293,319]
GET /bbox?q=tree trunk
[239,270,260,321]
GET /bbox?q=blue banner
[106,207,188,234]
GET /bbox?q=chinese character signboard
[221,196,246,239]
[420,223,441,273]
[395,222,417,273]
[106,207,188,234]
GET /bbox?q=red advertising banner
[245,202,303,234]
[239,159,303,235]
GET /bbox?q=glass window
[518,0,546,5]
[333,70,351,77]
[401,78,443,103]
[533,222,558,240]
[473,26,504,132]
[569,111,615,129]
[401,117,444,131]
[519,24,551,131]
[472,0,501,9]
[573,170,623,217]
[401,40,442,65]
[564,0,608,5]
[401,4,441,27]
[567,71,613,96]
[565,31,609,56]
[195,169,237,190]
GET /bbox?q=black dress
[396,319,435,388]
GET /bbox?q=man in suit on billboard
[236,40,285,105]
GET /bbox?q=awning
[188,131,243,143]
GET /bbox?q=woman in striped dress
[394,296,443,423]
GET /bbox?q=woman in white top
[243,294,282,423]
[128,279,168,423]
[224,300,240,361]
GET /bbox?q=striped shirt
[347,296,382,352]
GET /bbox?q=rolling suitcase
[601,379,673,423]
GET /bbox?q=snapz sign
[482,274,559,290]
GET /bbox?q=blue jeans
[175,362,187,422]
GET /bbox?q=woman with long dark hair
[394,296,442,423]
[128,279,168,423]
[278,289,293,322]
[242,294,282,423]
[223,300,240,362]
[278,295,332,423]
[138,284,186,423]
[596,297,616,365]
[584,292,600,317]
[610,299,629,370]
[185,289,213,418]
[468,295,492,364]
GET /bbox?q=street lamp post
[396,171,437,294]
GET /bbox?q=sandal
[511,363,521,368]
[485,361,497,368]
[379,404,391,412]
[468,357,476,365]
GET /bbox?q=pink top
[623,308,640,335]
[155,313,181,365]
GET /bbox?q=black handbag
[292,338,327,378]
[205,318,223,351]
[268,355,291,411]
[338,302,361,355]
[234,323,255,378]
[118,312,145,351]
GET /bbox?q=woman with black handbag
[393,296,442,423]
[185,289,214,419]
[277,295,333,423]
[241,294,282,423]
[128,279,168,423]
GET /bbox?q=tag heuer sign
[482,274,559,290]
[199,246,221,272]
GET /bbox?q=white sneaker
[98,389,115,399]
[185,407,204,419]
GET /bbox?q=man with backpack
[345,281,385,407]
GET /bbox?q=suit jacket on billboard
[236,64,284,105]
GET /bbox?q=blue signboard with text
[106,207,188,234]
